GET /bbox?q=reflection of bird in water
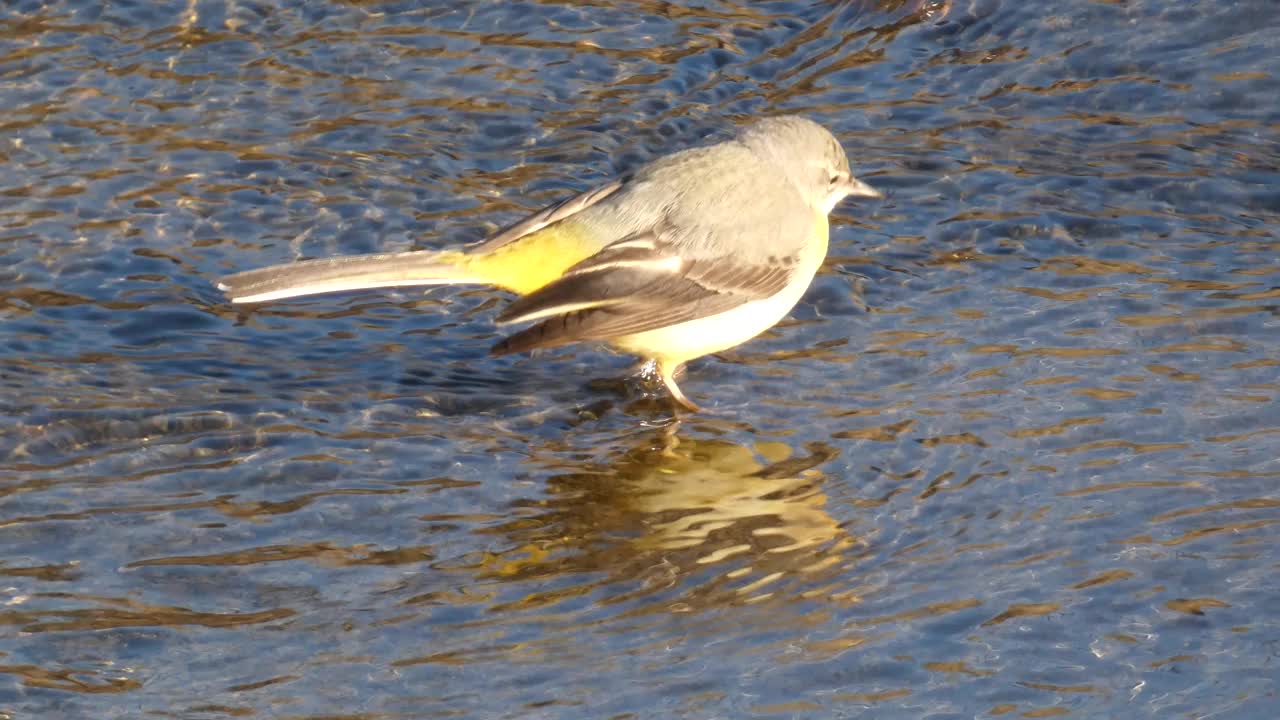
[471,427,864,610]
[627,435,848,561]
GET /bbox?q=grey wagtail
[218,116,881,410]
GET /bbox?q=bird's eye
[828,173,846,189]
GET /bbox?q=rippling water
[2,0,1278,717]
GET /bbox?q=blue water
[2,1,1278,717]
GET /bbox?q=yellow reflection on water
[468,426,862,610]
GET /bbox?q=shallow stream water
[2,1,1278,717]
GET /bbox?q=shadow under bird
[218,116,881,411]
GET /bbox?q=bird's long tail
[217,249,477,304]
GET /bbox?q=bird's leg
[658,360,701,413]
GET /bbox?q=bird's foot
[628,359,702,412]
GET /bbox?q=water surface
[2,0,1278,717]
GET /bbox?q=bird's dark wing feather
[490,233,796,355]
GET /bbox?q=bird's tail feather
[217,250,476,304]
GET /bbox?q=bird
[217,116,881,411]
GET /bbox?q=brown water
[2,0,1278,717]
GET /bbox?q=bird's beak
[843,177,883,199]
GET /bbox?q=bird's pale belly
[612,218,828,365]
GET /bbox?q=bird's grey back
[569,119,835,261]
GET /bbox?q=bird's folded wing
[490,233,795,355]
[469,178,625,253]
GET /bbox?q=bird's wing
[490,232,797,355]
[468,179,626,254]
